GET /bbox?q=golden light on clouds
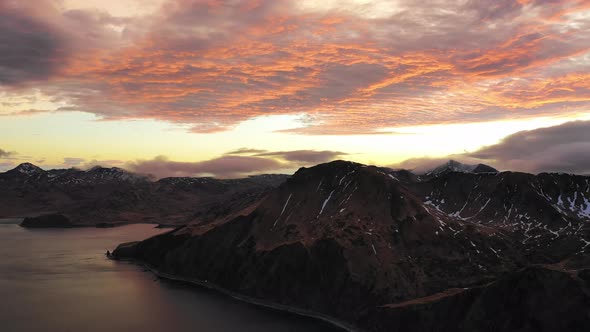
[1,0,589,175]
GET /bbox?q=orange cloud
[3,0,590,134]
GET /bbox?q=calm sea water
[0,221,341,332]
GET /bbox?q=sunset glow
[1,0,589,176]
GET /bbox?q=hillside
[113,160,590,331]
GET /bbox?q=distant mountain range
[0,162,287,226]
[110,160,590,332]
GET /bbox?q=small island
[20,214,74,228]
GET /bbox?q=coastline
[18,221,161,229]
[111,257,362,332]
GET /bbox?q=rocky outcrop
[112,241,141,257]
[20,213,74,228]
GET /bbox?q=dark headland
[111,160,590,332]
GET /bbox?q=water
[0,221,341,332]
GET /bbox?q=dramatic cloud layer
[470,120,590,174]
[255,150,347,163]
[0,148,14,158]
[123,148,346,178]
[126,155,283,178]
[2,0,589,134]
[3,120,590,175]
[0,4,64,85]
[231,148,348,163]
[397,120,590,175]
[226,148,269,155]
[63,157,85,167]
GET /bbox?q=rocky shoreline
[111,236,590,332]
[17,213,172,229]
[109,254,358,332]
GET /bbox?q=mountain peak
[87,165,126,173]
[12,163,45,175]
[297,160,363,171]
[472,163,499,174]
[425,160,497,176]
[84,165,148,183]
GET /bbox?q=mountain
[0,163,288,226]
[113,160,590,331]
[7,162,45,176]
[1,163,149,186]
[424,160,498,177]
[365,265,590,332]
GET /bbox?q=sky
[1,0,589,177]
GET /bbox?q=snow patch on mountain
[424,160,498,176]
[13,163,44,175]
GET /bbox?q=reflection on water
[0,223,342,332]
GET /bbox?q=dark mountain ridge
[0,163,288,226]
[113,160,590,331]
